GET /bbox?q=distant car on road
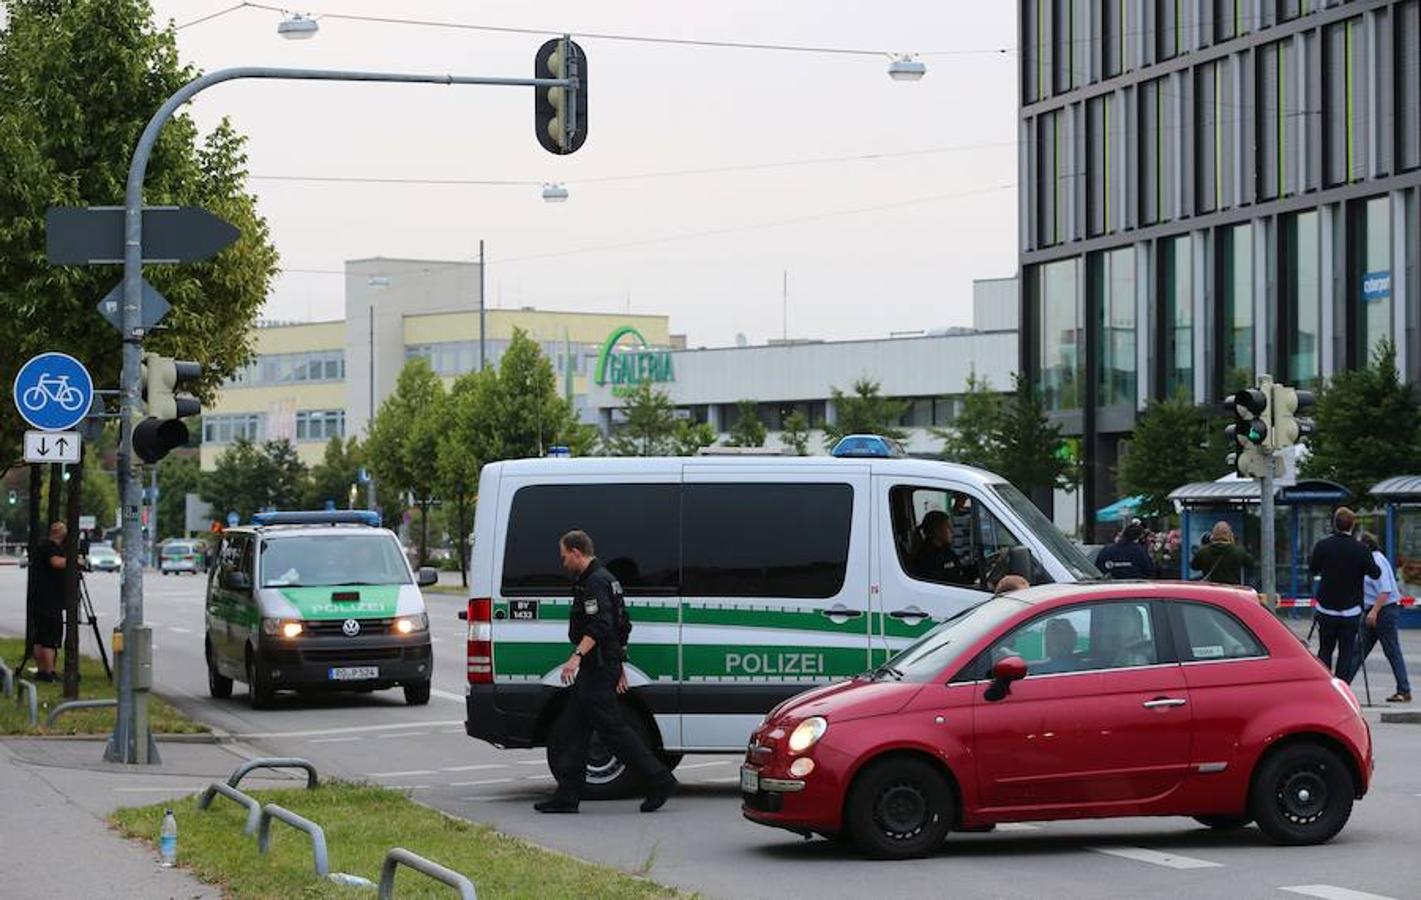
[741,581,1372,858]
[87,543,121,573]
[160,540,204,575]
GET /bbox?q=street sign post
[23,430,80,464]
[12,352,94,432]
[45,206,239,265]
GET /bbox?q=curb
[1380,710,1421,725]
[5,730,229,743]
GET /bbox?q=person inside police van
[912,510,975,586]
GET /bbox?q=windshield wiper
[869,663,904,681]
[327,580,386,586]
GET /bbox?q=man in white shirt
[1349,534,1411,703]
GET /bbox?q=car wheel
[403,680,431,706]
[206,640,232,700]
[245,650,275,710]
[1194,814,1252,830]
[1249,743,1354,845]
[545,701,654,800]
[845,757,954,859]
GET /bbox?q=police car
[203,510,438,709]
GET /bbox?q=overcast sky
[153,0,1019,347]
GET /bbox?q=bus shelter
[1369,476,1421,625]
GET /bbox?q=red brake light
[467,598,493,684]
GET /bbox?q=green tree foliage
[607,381,678,456]
[366,357,445,564]
[993,374,1077,495]
[934,370,1002,469]
[304,437,366,511]
[1301,339,1421,499]
[781,410,811,456]
[673,420,717,456]
[498,329,594,456]
[202,438,309,523]
[822,378,907,447]
[439,368,502,586]
[0,0,279,463]
[726,400,767,448]
[1116,392,1221,519]
[155,455,201,539]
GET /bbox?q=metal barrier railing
[0,658,13,698]
[44,698,116,728]
[228,757,319,790]
[379,848,477,900]
[257,804,329,878]
[197,781,263,835]
[15,679,37,727]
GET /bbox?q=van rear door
[679,464,871,749]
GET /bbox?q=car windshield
[162,543,195,557]
[91,547,117,558]
[991,483,1102,581]
[259,534,410,587]
[876,597,1027,683]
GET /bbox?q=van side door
[679,464,871,750]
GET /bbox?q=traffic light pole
[1260,460,1276,608]
[105,65,576,764]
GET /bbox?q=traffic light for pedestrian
[1224,386,1271,477]
[1269,384,1315,450]
[134,354,201,464]
[534,36,588,154]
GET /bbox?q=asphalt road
[3,567,1419,899]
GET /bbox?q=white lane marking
[676,761,734,771]
[455,778,514,788]
[113,786,203,793]
[377,732,428,740]
[167,626,192,634]
[1280,887,1399,900]
[441,728,464,734]
[1087,846,1223,870]
[523,773,554,781]
[995,823,1040,831]
[368,770,437,778]
[441,764,505,773]
[515,760,546,766]
[701,776,742,784]
[233,720,461,739]
[430,688,464,704]
[309,737,363,745]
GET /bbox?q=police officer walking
[535,530,678,814]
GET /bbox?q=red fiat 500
[741,582,1372,859]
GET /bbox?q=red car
[741,582,1372,859]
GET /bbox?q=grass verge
[0,636,206,735]
[112,781,689,899]
[422,584,469,596]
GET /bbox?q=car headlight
[395,613,429,635]
[787,716,828,754]
[262,618,302,638]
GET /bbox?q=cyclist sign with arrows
[13,352,93,463]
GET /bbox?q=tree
[934,370,1001,469]
[304,437,366,511]
[781,410,811,456]
[1116,392,1221,519]
[993,374,1077,496]
[202,438,309,522]
[1302,339,1421,499]
[366,357,445,564]
[156,455,201,539]
[607,381,678,456]
[0,1,279,464]
[822,378,907,447]
[673,420,717,456]
[498,329,595,457]
[439,368,501,586]
[725,399,767,448]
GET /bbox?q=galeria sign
[595,325,674,397]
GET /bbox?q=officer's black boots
[534,798,580,814]
[639,774,679,813]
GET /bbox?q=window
[1399,1,1421,172]
[1173,602,1266,661]
[1215,0,1241,42]
[1257,40,1296,200]
[989,600,1159,674]
[501,484,680,594]
[1087,94,1117,236]
[202,413,263,444]
[1038,257,1082,411]
[992,483,1101,580]
[1157,0,1181,61]
[1220,224,1255,391]
[1323,18,1363,187]
[295,409,345,442]
[1139,79,1163,225]
[682,483,852,598]
[1354,196,1393,363]
[1095,247,1136,407]
[1284,211,1321,389]
[1162,235,1194,400]
[227,350,344,387]
[889,486,980,587]
[1037,111,1064,246]
[1102,0,1125,77]
[259,534,410,588]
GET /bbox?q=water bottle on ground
[159,809,177,867]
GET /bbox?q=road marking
[454,778,514,788]
[995,823,1041,832]
[1281,888,1398,900]
[701,776,742,784]
[676,760,733,771]
[167,626,192,634]
[368,769,437,778]
[441,728,465,734]
[232,720,461,739]
[113,786,203,793]
[377,731,428,740]
[523,773,554,781]
[308,736,363,745]
[1087,846,1222,870]
[430,688,464,704]
[441,764,505,773]
[515,760,546,766]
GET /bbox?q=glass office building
[1019,0,1421,536]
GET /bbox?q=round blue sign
[226,511,240,528]
[12,352,94,431]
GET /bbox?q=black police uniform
[912,541,975,585]
[546,558,671,805]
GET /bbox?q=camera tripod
[77,571,112,681]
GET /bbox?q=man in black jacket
[1309,507,1380,677]
[536,530,677,814]
[1094,524,1157,580]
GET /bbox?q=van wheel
[1194,814,1252,830]
[206,640,232,700]
[546,702,654,801]
[845,758,954,859]
[1249,743,1353,845]
[403,680,431,705]
[246,650,275,710]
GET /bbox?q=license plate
[328,666,379,681]
[739,766,760,794]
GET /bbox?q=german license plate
[739,766,759,794]
[328,666,379,681]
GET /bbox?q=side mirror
[984,655,1028,702]
[417,566,439,587]
[225,571,251,591]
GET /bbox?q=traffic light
[1224,386,1271,477]
[1269,384,1315,450]
[133,354,201,464]
[534,36,588,154]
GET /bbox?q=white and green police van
[462,456,1101,796]
[204,510,439,709]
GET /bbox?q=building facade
[1018,0,1421,537]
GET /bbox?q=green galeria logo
[594,325,675,398]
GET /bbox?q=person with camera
[1190,521,1253,585]
[30,521,69,682]
[1309,508,1380,678]
[1349,533,1411,703]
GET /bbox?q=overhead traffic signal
[1224,385,1272,477]
[133,354,201,464]
[534,36,588,154]
[1269,384,1315,450]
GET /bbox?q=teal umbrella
[1095,495,1145,522]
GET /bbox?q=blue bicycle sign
[12,352,94,431]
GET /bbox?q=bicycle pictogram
[12,351,94,432]
[21,374,86,413]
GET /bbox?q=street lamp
[542,182,569,203]
[886,54,926,82]
[277,13,319,40]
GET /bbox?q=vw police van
[463,457,1101,796]
[204,510,439,709]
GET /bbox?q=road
[3,567,1419,899]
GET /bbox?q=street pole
[367,303,377,513]
[105,64,576,764]
[479,239,486,370]
[148,467,158,564]
[1258,373,1277,609]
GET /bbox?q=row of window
[295,409,346,441]
[228,350,344,387]
[405,339,604,378]
[201,409,346,444]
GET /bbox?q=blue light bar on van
[830,434,906,458]
[250,510,382,527]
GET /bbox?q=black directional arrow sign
[45,206,239,265]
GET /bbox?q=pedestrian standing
[1094,524,1156,579]
[1308,508,1380,678]
[1190,522,1254,585]
[1349,533,1411,703]
[31,521,68,682]
[536,530,677,814]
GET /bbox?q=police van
[204,510,439,709]
[463,456,1102,795]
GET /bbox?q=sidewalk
[0,737,306,898]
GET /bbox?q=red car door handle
[1142,697,1188,708]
